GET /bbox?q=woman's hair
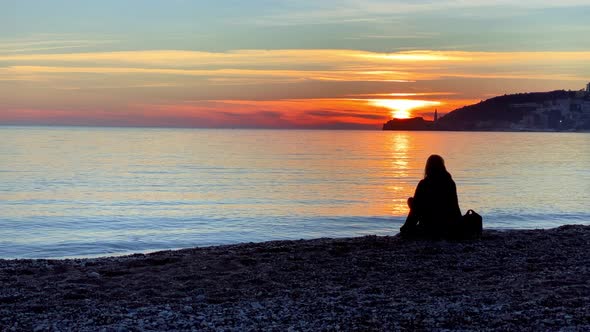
[424,154,447,178]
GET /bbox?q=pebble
[2,226,590,330]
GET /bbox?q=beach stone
[2,226,590,330]
[33,324,46,332]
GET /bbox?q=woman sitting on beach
[400,154,462,238]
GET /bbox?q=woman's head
[424,154,447,178]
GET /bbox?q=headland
[384,85,590,132]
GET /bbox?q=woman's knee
[407,197,414,209]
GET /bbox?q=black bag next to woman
[455,209,483,239]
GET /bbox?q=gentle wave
[1,128,589,258]
[1,213,589,259]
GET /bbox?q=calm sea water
[1,127,589,258]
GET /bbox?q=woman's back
[413,171,462,232]
[401,155,462,238]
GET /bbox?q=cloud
[351,92,458,98]
[246,0,590,26]
[253,0,590,26]
[126,98,393,128]
[0,37,118,54]
[220,110,284,119]
[305,110,386,120]
[1,48,588,128]
[344,32,440,40]
[2,49,588,86]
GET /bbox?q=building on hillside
[547,110,563,130]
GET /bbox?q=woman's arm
[412,180,426,213]
[450,179,462,217]
[400,180,425,232]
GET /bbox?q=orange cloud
[2,50,589,84]
[131,97,478,128]
[129,99,390,128]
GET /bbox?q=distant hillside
[435,90,584,131]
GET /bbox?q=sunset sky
[2,1,590,129]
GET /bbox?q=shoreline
[2,225,590,330]
[4,224,586,261]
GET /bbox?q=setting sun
[370,99,442,119]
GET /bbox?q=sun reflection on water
[385,133,417,216]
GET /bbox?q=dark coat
[402,171,462,237]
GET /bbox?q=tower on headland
[434,109,438,122]
[586,82,590,93]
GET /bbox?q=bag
[459,209,483,239]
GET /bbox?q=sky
[1,0,590,129]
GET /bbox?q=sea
[1,126,589,259]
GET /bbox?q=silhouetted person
[400,155,461,238]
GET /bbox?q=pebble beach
[2,225,590,331]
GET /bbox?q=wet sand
[1,225,590,331]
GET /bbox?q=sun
[370,99,441,119]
